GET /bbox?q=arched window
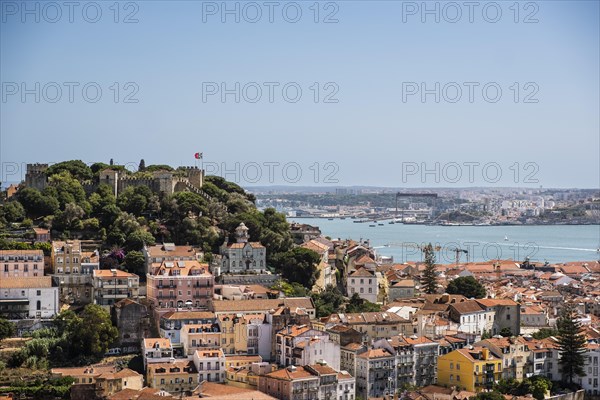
[36,300,41,310]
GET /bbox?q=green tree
[446,276,486,299]
[0,318,15,340]
[532,328,559,339]
[469,391,506,400]
[52,203,85,231]
[499,327,513,337]
[124,229,155,252]
[346,293,381,313]
[556,302,587,384]
[275,247,321,288]
[124,250,147,277]
[46,171,89,211]
[60,304,118,360]
[421,243,438,294]
[138,159,146,171]
[17,187,60,218]
[46,160,93,181]
[1,200,25,222]
[312,285,345,317]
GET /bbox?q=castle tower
[25,163,49,191]
[99,169,119,197]
[235,223,249,243]
[187,167,203,189]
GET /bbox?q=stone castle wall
[24,164,204,197]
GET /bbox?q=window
[456,363,460,370]
[36,290,41,296]
[457,375,460,381]
[450,363,454,370]
[506,314,511,320]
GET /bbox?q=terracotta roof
[278,325,312,337]
[0,249,44,256]
[342,342,364,351]
[212,297,314,313]
[476,298,518,307]
[301,240,330,254]
[145,244,199,258]
[349,267,375,277]
[0,276,53,289]
[225,242,265,249]
[392,279,416,287]
[151,260,211,277]
[264,366,315,381]
[94,269,137,278]
[454,346,500,362]
[147,360,197,374]
[194,349,225,358]
[357,348,394,359]
[161,311,216,320]
[52,364,116,377]
[449,300,486,314]
[143,338,171,349]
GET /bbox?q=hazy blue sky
[1,0,599,188]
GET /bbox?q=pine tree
[422,243,438,294]
[109,158,114,166]
[138,159,146,171]
[557,302,587,385]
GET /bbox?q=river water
[288,218,600,264]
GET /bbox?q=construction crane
[450,247,469,265]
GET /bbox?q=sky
[1,0,599,188]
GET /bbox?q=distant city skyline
[1,1,599,188]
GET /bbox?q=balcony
[157,294,177,299]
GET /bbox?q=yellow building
[437,346,502,392]
[218,314,248,355]
[146,360,198,394]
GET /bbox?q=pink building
[147,260,214,312]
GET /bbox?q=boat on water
[328,218,334,221]
[340,217,346,220]
[378,223,384,226]
[369,224,376,227]
[504,236,509,241]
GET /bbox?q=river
[288,218,600,264]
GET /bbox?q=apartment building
[275,325,340,370]
[146,260,214,311]
[355,348,396,399]
[92,269,139,306]
[192,349,226,383]
[437,346,503,392]
[347,267,378,303]
[180,324,221,356]
[0,276,59,319]
[0,250,44,278]
[51,241,99,304]
[258,363,356,400]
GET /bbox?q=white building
[142,338,174,369]
[276,325,341,370]
[448,300,495,335]
[579,343,600,395]
[0,276,59,319]
[192,348,226,383]
[246,314,272,360]
[347,267,378,303]
[219,223,267,274]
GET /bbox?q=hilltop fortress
[25,163,204,197]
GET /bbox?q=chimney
[481,348,489,360]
